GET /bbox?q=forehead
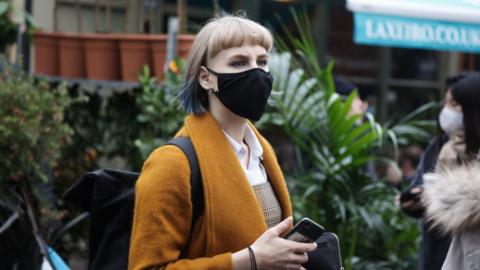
[211,44,268,60]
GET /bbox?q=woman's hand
[400,186,426,218]
[401,186,424,209]
[251,217,317,270]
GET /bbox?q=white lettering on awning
[364,18,480,48]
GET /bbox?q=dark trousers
[418,220,451,270]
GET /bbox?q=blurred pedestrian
[400,72,480,270]
[398,145,422,183]
[128,14,317,270]
[334,75,368,118]
[423,72,480,270]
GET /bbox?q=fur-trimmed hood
[424,162,480,234]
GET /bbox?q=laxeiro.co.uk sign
[348,0,480,53]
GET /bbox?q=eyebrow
[228,53,269,59]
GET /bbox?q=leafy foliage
[0,1,37,52]
[263,9,433,269]
[134,60,186,160]
[0,58,73,185]
[0,1,16,52]
[266,51,413,270]
[0,56,78,268]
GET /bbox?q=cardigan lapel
[182,112,291,255]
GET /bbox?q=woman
[128,15,317,270]
[400,73,478,270]
[423,72,480,270]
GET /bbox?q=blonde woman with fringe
[128,14,317,270]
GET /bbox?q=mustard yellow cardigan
[128,112,292,270]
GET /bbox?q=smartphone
[400,188,422,203]
[284,218,325,243]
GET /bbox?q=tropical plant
[261,9,435,269]
[384,101,438,147]
[266,51,408,269]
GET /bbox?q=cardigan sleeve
[128,145,232,270]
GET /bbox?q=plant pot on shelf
[58,33,86,79]
[178,35,195,59]
[84,34,120,81]
[150,35,168,81]
[33,31,60,76]
[119,35,154,82]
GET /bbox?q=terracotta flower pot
[84,34,121,81]
[58,33,86,79]
[178,34,195,59]
[150,35,168,81]
[151,34,195,81]
[33,31,60,76]
[119,35,154,82]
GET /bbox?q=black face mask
[206,67,273,121]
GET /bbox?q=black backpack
[62,137,203,270]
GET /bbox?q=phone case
[304,232,344,270]
[284,218,325,243]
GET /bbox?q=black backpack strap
[166,137,204,222]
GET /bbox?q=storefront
[346,0,480,121]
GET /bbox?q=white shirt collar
[244,124,263,158]
[222,125,263,159]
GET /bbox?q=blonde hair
[180,14,273,114]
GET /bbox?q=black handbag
[305,232,344,270]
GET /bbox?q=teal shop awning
[347,0,480,53]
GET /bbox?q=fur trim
[424,162,480,234]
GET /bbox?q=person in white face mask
[399,72,480,270]
[423,72,480,270]
[435,88,468,170]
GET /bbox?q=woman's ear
[198,66,215,92]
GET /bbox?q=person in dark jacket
[400,73,478,270]
[423,72,480,270]
[401,136,451,270]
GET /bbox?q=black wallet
[304,232,344,270]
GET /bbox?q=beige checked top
[252,182,282,228]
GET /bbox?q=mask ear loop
[204,66,219,76]
[204,66,218,96]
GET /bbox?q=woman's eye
[230,61,246,68]
[257,60,268,66]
